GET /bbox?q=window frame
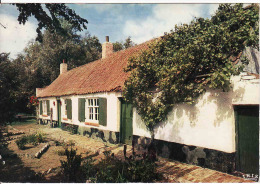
[86,98,99,123]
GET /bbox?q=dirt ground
[0,120,255,183]
[0,120,118,182]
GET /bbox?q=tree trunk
[148,130,156,161]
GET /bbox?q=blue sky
[0,3,221,59]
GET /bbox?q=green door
[235,105,259,175]
[120,99,133,144]
[57,100,61,128]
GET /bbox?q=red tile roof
[37,41,150,97]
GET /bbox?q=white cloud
[123,4,219,44]
[82,4,124,14]
[0,14,37,59]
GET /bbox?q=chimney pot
[60,62,67,75]
[102,36,113,59]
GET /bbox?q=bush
[82,149,160,183]
[15,135,28,150]
[60,147,82,182]
[15,132,46,149]
[35,132,45,143]
[56,149,66,156]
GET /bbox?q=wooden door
[235,105,259,175]
[120,99,133,144]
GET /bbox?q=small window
[43,100,47,114]
[87,98,99,122]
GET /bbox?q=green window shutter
[47,100,50,116]
[67,99,72,119]
[78,98,85,122]
[40,101,43,115]
[99,98,107,126]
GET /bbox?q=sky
[0,3,221,59]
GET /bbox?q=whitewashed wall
[133,74,259,153]
[39,92,122,132]
[38,97,57,121]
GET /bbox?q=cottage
[36,36,259,175]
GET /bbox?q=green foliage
[0,53,19,125]
[60,147,82,182]
[123,4,259,132]
[1,26,102,119]
[14,4,88,42]
[15,136,28,150]
[83,150,159,183]
[113,36,136,52]
[15,132,46,149]
[81,156,96,182]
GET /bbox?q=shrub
[81,156,96,182]
[15,132,46,149]
[60,147,82,182]
[15,135,28,150]
[56,149,66,156]
[35,132,46,143]
[83,149,160,183]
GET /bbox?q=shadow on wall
[134,82,246,146]
[205,86,245,127]
[154,103,200,144]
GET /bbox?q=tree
[124,36,135,49]
[113,37,135,52]
[13,4,88,42]
[10,25,102,115]
[0,53,19,124]
[123,4,259,138]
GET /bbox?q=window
[40,100,50,116]
[87,98,99,122]
[43,100,47,114]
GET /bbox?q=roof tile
[37,41,150,97]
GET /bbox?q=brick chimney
[60,59,67,75]
[102,36,113,59]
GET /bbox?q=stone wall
[77,125,120,144]
[133,135,236,174]
[38,118,59,128]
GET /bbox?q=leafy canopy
[113,36,136,52]
[123,4,259,132]
[0,22,102,121]
[13,4,88,42]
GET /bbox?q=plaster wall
[38,97,57,121]
[133,75,259,153]
[38,92,121,132]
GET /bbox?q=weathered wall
[133,74,259,153]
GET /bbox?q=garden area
[0,119,163,183]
